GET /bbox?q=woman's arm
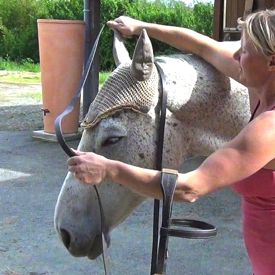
[68,111,275,203]
[107,16,242,83]
[176,110,275,201]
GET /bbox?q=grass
[0,61,111,106]
[0,71,41,85]
[0,58,40,72]
[0,59,111,85]
[99,71,110,85]
[0,61,111,105]
[18,90,42,101]
[0,58,41,84]
[0,89,43,104]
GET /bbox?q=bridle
[151,63,217,274]
[55,26,217,275]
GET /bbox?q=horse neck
[155,53,249,160]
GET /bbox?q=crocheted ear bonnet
[81,63,159,129]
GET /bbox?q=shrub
[193,1,214,36]
[100,0,131,70]
[40,0,83,20]
[0,0,44,62]
[125,0,196,56]
[100,0,213,70]
[0,0,214,70]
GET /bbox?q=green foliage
[0,0,214,70]
[125,0,196,57]
[192,1,214,36]
[100,0,131,69]
[99,0,213,70]
[99,71,111,86]
[0,57,40,72]
[0,0,44,62]
[0,0,83,63]
[40,0,83,20]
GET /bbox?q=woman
[68,10,275,274]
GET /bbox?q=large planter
[37,19,85,134]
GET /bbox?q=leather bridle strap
[152,62,217,275]
[54,25,110,275]
[157,168,178,274]
[55,25,105,157]
[150,62,167,275]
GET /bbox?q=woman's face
[233,33,270,88]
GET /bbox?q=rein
[55,27,217,275]
[55,25,110,275]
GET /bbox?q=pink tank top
[232,102,275,275]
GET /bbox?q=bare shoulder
[255,110,275,168]
[237,110,275,149]
[221,110,275,170]
[254,109,275,126]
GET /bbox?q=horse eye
[102,137,123,147]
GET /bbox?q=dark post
[213,0,224,41]
[83,0,101,118]
[254,0,275,9]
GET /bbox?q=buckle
[161,168,178,175]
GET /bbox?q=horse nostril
[60,228,71,249]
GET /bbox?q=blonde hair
[238,10,275,56]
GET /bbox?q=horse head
[54,29,173,259]
[54,30,249,259]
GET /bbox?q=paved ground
[0,83,251,274]
[0,83,43,131]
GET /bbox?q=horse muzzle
[87,234,110,259]
[58,226,110,259]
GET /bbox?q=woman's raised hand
[107,16,146,38]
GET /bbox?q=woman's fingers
[71,148,86,156]
[106,20,119,29]
[67,156,80,166]
[107,16,139,37]
[66,151,108,185]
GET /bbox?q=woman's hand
[67,150,110,185]
[107,16,145,38]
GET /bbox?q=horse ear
[131,29,154,81]
[113,30,131,67]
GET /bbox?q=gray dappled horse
[54,30,250,259]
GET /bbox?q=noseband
[55,26,217,275]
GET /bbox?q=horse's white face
[54,109,160,258]
[54,108,185,259]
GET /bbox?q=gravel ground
[0,83,43,131]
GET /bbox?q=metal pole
[83,0,100,118]
[213,0,224,41]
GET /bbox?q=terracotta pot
[37,19,85,134]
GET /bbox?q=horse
[54,29,250,260]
